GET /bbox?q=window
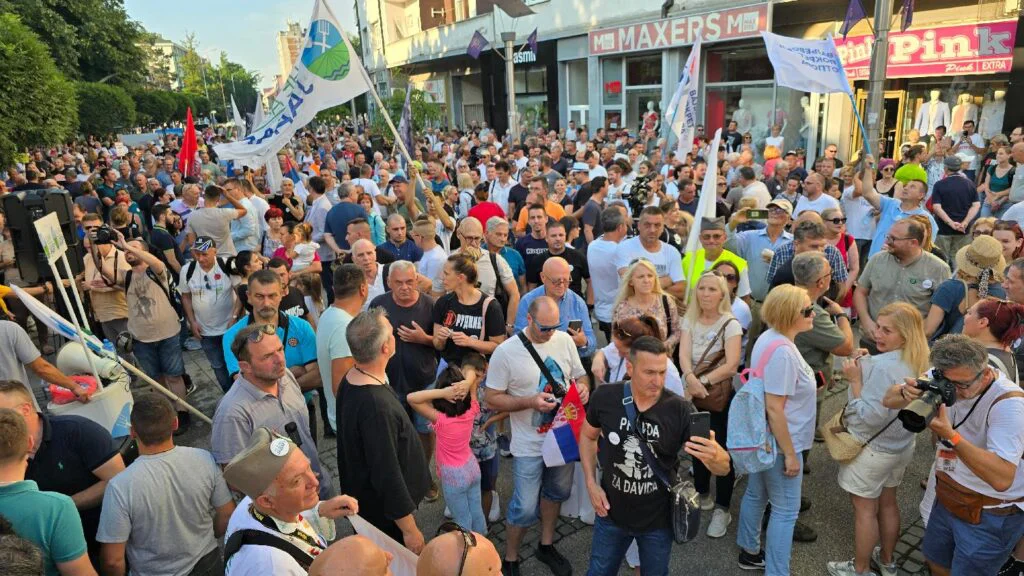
[705,46,772,83]
[514,67,546,94]
[602,58,623,106]
[567,60,589,106]
[626,54,661,86]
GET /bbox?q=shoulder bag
[516,331,567,400]
[691,318,737,413]
[819,405,900,464]
[622,381,700,544]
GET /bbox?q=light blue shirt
[727,227,793,301]
[514,286,596,357]
[222,312,317,376]
[499,246,526,280]
[869,195,939,257]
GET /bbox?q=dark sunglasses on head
[718,273,738,282]
[436,521,476,575]
[827,217,847,224]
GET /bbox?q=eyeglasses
[947,368,985,390]
[800,305,815,318]
[717,272,738,282]
[885,235,913,243]
[436,521,476,576]
[973,229,993,237]
[546,277,570,286]
[461,235,482,242]
[826,217,848,225]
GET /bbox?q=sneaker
[425,482,440,503]
[443,506,452,519]
[793,520,818,543]
[826,559,878,576]
[871,547,897,576]
[183,337,202,351]
[488,491,501,522]
[707,508,732,538]
[800,496,811,513]
[699,492,715,511]
[814,430,825,443]
[534,544,572,576]
[184,378,197,396]
[502,559,521,576]
[998,557,1024,576]
[498,434,512,457]
[738,549,766,571]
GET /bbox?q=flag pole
[357,66,431,194]
[848,92,874,159]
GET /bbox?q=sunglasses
[973,229,993,237]
[718,272,738,282]
[800,305,815,318]
[881,167,895,172]
[436,521,476,576]
[535,320,561,333]
[827,217,847,224]
[203,274,212,291]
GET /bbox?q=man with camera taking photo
[883,335,1024,576]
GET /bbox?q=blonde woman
[737,284,817,574]
[612,259,680,355]
[679,271,742,538]
[826,302,928,576]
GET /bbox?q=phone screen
[568,320,583,332]
[748,209,769,219]
[690,411,711,439]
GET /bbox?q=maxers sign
[588,4,769,55]
[836,20,1017,80]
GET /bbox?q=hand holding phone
[690,411,711,439]
[568,319,583,332]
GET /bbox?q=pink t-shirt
[433,398,481,487]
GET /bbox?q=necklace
[354,366,387,386]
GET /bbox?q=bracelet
[945,432,963,448]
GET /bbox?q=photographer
[81,213,131,343]
[885,335,1024,576]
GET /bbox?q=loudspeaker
[2,188,83,284]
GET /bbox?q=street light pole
[864,0,893,157]
[502,31,518,143]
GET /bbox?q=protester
[179,236,236,392]
[525,219,590,299]
[588,207,629,341]
[185,185,249,257]
[81,213,131,342]
[514,257,596,359]
[433,252,507,364]
[315,264,367,436]
[613,259,680,356]
[0,319,90,408]
[925,234,1006,340]
[615,207,686,300]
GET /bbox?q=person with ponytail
[961,297,1024,383]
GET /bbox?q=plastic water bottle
[102,339,115,356]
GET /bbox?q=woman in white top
[826,302,928,576]
[737,284,817,575]
[711,261,752,362]
[591,315,683,395]
[679,271,743,539]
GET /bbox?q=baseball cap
[391,174,409,184]
[192,236,216,251]
[223,428,297,500]
[766,198,794,216]
[571,162,588,172]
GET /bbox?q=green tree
[370,84,443,144]
[0,13,77,169]
[76,82,136,137]
[131,89,176,127]
[139,32,175,91]
[0,0,147,85]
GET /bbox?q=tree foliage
[131,89,177,127]
[76,82,136,137]
[0,13,77,168]
[0,0,147,86]
[371,84,443,143]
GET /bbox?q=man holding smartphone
[580,336,730,575]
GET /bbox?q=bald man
[309,535,393,576]
[513,257,596,357]
[417,531,502,576]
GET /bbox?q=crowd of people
[2,114,1024,576]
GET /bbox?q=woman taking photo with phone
[825,302,929,576]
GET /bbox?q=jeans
[320,261,336,303]
[199,334,231,392]
[442,475,487,533]
[693,402,735,509]
[586,515,673,576]
[922,498,1024,575]
[737,453,803,576]
[507,456,575,527]
[133,334,186,378]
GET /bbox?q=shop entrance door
[853,90,906,160]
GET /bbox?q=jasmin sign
[835,20,1017,80]
[588,4,769,55]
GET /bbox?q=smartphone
[568,319,583,332]
[690,411,711,439]
[747,209,769,219]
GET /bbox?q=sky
[124,0,358,92]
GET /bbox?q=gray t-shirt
[96,446,232,576]
[186,207,238,256]
[0,320,41,410]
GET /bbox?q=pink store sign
[835,20,1017,80]
[588,4,769,55]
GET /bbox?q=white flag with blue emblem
[215,0,370,162]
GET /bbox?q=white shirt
[742,181,772,209]
[363,263,386,311]
[417,245,447,286]
[614,237,684,284]
[841,186,877,240]
[489,178,516,215]
[178,260,236,336]
[589,165,608,179]
[353,178,384,216]
[587,237,622,323]
[224,497,329,576]
[955,133,986,171]
[248,194,270,239]
[598,342,683,397]
[793,193,841,217]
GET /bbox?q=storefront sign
[836,20,1017,80]
[513,49,537,65]
[588,3,769,56]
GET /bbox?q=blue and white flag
[761,32,852,96]
[665,35,702,161]
[397,87,414,162]
[684,128,722,300]
[215,0,370,162]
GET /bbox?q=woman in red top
[821,206,859,313]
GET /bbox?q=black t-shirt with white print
[431,291,505,364]
[586,381,692,532]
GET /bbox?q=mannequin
[733,99,753,135]
[799,95,812,149]
[980,90,1007,139]
[914,90,950,137]
[950,93,979,134]
[642,101,660,133]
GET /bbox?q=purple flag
[840,0,867,40]
[900,0,914,32]
[527,28,538,54]
[467,30,488,60]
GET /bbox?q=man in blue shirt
[858,161,939,258]
[514,257,596,358]
[380,213,423,263]
[324,182,368,256]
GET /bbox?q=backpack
[727,338,790,475]
[185,257,232,283]
[488,252,510,317]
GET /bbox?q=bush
[132,89,177,126]
[76,82,136,137]
[0,13,77,169]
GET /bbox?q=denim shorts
[479,456,499,491]
[506,455,574,527]
[133,334,185,378]
[922,497,1024,574]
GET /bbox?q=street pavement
[163,345,935,576]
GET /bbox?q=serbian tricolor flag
[542,381,586,467]
[177,107,200,178]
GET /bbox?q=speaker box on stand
[3,188,84,285]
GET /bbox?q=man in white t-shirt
[412,219,446,287]
[179,236,236,392]
[615,207,686,299]
[586,150,608,179]
[738,166,772,209]
[589,207,629,341]
[953,119,987,182]
[489,160,518,216]
[354,164,385,216]
[793,172,840,217]
[485,296,588,576]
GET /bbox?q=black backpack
[489,252,510,317]
[185,257,232,283]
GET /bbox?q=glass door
[853,89,906,160]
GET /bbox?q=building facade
[276,21,306,81]
[141,39,187,91]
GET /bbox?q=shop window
[527,68,546,93]
[704,84,774,152]
[567,60,589,106]
[626,54,661,86]
[626,89,661,134]
[602,58,623,106]
[705,46,772,84]
[514,69,527,94]
[902,80,1009,142]
[518,94,548,131]
[772,87,814,155]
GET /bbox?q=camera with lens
[898,371,957,433]
[90,224,114,245]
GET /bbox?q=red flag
[178,107,199,178]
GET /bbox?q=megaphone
[56,341,125,383]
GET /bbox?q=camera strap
[953,381,994,431]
